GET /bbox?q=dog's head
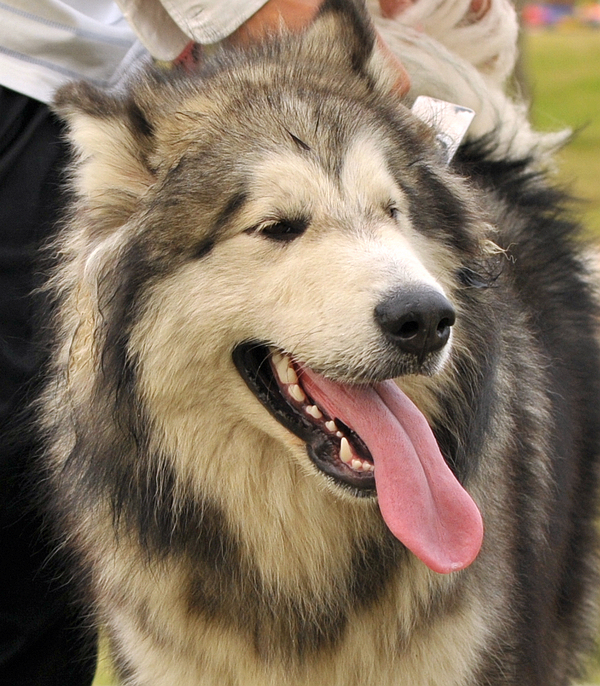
[54,0,489,574]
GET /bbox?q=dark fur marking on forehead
[213,190,248,232]
[286,129,311,152]
[191,238,214,260]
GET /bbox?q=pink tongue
[300,369,483,574]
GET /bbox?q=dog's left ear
[54,80,156,231]
[305,0,402,96]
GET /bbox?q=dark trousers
[0,86,97,685]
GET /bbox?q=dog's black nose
[375,287,455,358]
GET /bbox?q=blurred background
[522,0,600,241]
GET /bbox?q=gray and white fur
[40,1,600,684]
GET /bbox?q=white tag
[411,96,475,165]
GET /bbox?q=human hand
[382,0,491,23]
[230,0,323,42]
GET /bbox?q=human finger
[376,33,411,96]
[379,0,415,19]
[230,0,323,45]
[464,0,491,22]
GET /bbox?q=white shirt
[116,0,269,56]
[0,0,268,103]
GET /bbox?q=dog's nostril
[398,320,420,340]
[437,317,453,335]
[375,288,455,358]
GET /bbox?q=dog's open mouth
[233,342,484,574]
[233,343,376,492]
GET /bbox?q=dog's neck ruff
[300,367,484,574]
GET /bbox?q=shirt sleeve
[115,0,270,59]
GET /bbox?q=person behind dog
[0,1,413,683]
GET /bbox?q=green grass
[90,27,600,686]
[524,27,600,239]
[93,662,116,686]
[92,634,117,686]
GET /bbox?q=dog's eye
[257,218,309,242]
[387,204,400,221]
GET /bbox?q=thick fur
[41,0,600,684]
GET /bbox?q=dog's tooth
[272,352,289,384]
[289,384,306,403]
[325,420,337,433]
[272,351,298,385]
[351,459,363,472]
[336,431,343,439]
[306,405,323,419]
[286,365,298,384]
[363,463,374,472]
[340,437,352,464]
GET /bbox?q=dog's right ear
[306,0,402,97]
[316,0,376,71]
[54,81,156,230]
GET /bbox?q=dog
[41,0,600,683]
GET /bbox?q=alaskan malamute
[42,0,600,683]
